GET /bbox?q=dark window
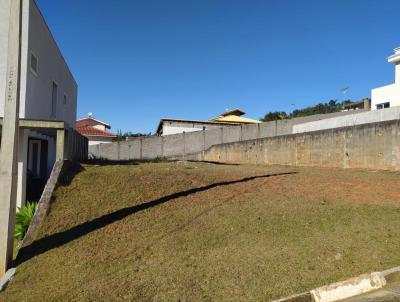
[51,82,58,118]
[30,52,38,75]
[63,94,67,105]
[376,102,390,110]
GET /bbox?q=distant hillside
[261,99,352,122]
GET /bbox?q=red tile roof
[76,125,117,138]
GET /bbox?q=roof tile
[76,125,117,138]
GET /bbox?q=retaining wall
[293,106,400,134]
[190,119,400,170]
[65,128,88,161]
[89,110,366,161]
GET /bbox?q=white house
[157,109,261,136]
[76,116,117,145]
[0,0,82,207]
[371,47,400,110]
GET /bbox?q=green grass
[1,162,400,301]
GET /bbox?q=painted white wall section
[88,137,114,146]
[92,124,107,131]
[162,125,204,135]
[371,84,400,110]
[293,106,400,134]
[396,63,400,84]
[1,0,77,126]
[371,47,400,110]
[24,0,77,127]
[160,121,238,136]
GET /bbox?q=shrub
[15,202,37,240]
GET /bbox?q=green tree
[260,111,288,122]
[261,99,353,122]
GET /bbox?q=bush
[15,202,37,240]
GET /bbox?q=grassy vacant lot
[2,161,400,301]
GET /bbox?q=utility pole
[0,0,22,277]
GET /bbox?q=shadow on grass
[15,171,297,266]
[58,161,86,187]
[186,160,240,166]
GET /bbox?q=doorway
[28,140,41,177]
[26,138,48,201]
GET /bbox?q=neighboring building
[371,47,400,110]
[157,109,260,136]
[76,116,117,145]
[156,119,240,136]
[343,98,371,111]
[0,0,86,206]
[210,108,262,124]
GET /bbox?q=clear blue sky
[36,0,400,134]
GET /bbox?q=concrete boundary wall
[89,110,366,161]
[188,119,400,171]
[293,106,400,134]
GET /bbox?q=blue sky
[36,0,400,134]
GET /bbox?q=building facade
[157,109,260,136]
[76,116,117,146]
[371,47,400,110]
[0,0,81,206]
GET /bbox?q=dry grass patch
[1,162,400,301]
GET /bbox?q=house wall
[93,124,106,131]
[1,0,81,207]
[371,84,400,110]
[371,48,400,110]
[23,0,77,128]
[160,121,237,136]
[0,0,76,124]
[77,119,108,131]
[189,120,400,171]
[162,124,204,135]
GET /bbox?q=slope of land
[1,161,400,301]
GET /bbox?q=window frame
[29,51,38,76]
[51,81,58,118]
[376,102,390,110]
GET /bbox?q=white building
[371,47,400,110]
[76,116,117,146]
[157,109,261,136]
[0,0,81,206]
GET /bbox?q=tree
[260,111,288,122]
[115,130,153,141]
[261,99,353,122]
